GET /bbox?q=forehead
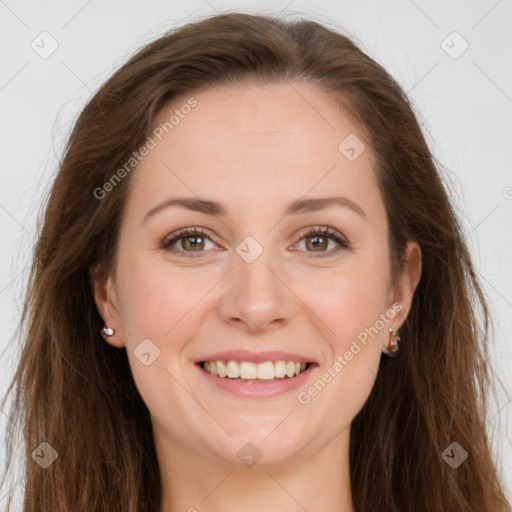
[126,82,382,223]
[153,81,363,155]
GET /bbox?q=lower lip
[195,362,317,398]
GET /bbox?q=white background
[1,0,511,507]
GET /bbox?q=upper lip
[196,350,317,364]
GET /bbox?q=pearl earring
[101,326,115,339]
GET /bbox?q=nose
[217,247,296,333]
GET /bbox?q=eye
[293,225,350,258]
[161,227,218,257]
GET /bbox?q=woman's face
[93,82,421,468]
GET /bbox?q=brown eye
[162,227,216,256]
[305,234,329,251]
[295,226,350,258]
[180,234,205,251]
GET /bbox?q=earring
[101,326,115,339]
[383,328,400,357]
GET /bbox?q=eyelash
[161,225,350,259]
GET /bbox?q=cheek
[115,251,204,340]
[114,253,224,381]
[301,261,389,346]
[295,272,387,425]
[113,255,206,416]
[296,260,389,405]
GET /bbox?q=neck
[154,424,355,512]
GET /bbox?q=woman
[1,11,510,512]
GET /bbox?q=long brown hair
[2,12,510,512]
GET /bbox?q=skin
[92,82,422,512]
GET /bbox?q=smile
[200,360,310,381]
[196,359,317,398]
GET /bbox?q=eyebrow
[142,195,366,224]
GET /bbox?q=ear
[89,263,125,348]
[385,241,422,334]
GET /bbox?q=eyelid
[295,225,349,246]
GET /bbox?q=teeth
[275,361,286,378]
[217,360,227,378]
[240,361,257,379]
[257,361,274,380]
[226,361,240,378]
[202,360,309,380]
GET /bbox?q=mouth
[197,359,313,382]
[194,350,319,397]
